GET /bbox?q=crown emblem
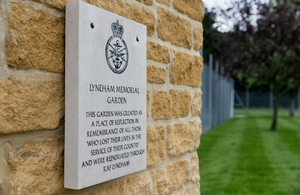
[111,20,124,39]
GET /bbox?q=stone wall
[0,0,204,194]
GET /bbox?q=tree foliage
[202,8,223,63]
[209,0,300,130]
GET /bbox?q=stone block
[147,90,150,119]
[0,77,64,134]
[170,51,203,87]
[147,124,165,166]
[33,0,74,10]
[156,0,170,6]
[34,0,154,10]
[152,90,194,120]
[191,90,202,116]
[167,119,202,157]
[82,176,151,195]
[7,3,65,73]
[152,91,172,120]
[88,0,155,35]
[152,159,190,195]
[157,8,192,49]
[147,42,170,64]
[173,0,205,21]
[9,137,65,195]
[193,27,203,51]
[170,90,191,118]
[191,155,200,183]
[147,66,167,84]
[178,185,200,195]
[136,0,153,6]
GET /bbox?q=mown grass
[198,109,300,195]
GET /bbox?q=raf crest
[105,20,129,74]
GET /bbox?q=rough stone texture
[194,27,203,51]
[147,124,165,166]
[9,137,65,195]
[152,159,190,195]
[82,176,151,195]
[152,90,193,120]
[173,0,205,21]
[191,155,200,183]
[0,77,65,134]
[147,42,170,64]
[157,8,192,49]
[88,0,155,36]
[152,91,172,120]
[170,51,203,87]
[147,66,167,84]
[177,185,200,195]
[167,120,202,157]
[191,90,202,116]
[170,90,191,118]
[156,0,170,6]
[33,0,74,10]
[147,90,150,119]
[7,3,65,73]
[136,0,153,6]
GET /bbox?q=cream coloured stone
[192,90,202,116]
[152,159,190,195]
[194,27,204,51]
[170,90,191,118]
[147,66,167,84]
[156,0,170,6]
[167,119,202,157]
[152,90,193,120]
[7,3,65,73]
[88,0,155,35]
[147,90,150,119]
[191,155,200,183]
[0,77,64,134]
[177,185,200,195]
[147,42,170,64]
[170,51,203,87]
[152,91,172,120]
[157,8,192,49]
[147,124,165,166]
[9,137,65,195]
[136,0,153,6]
[173,0,205,21]
[81,176,151,195]
[33,0,75,10]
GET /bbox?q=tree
[211,0,300,130]
[202,8,225,64]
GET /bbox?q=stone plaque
[65,1,147,189]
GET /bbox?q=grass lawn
[197,109,300,195]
